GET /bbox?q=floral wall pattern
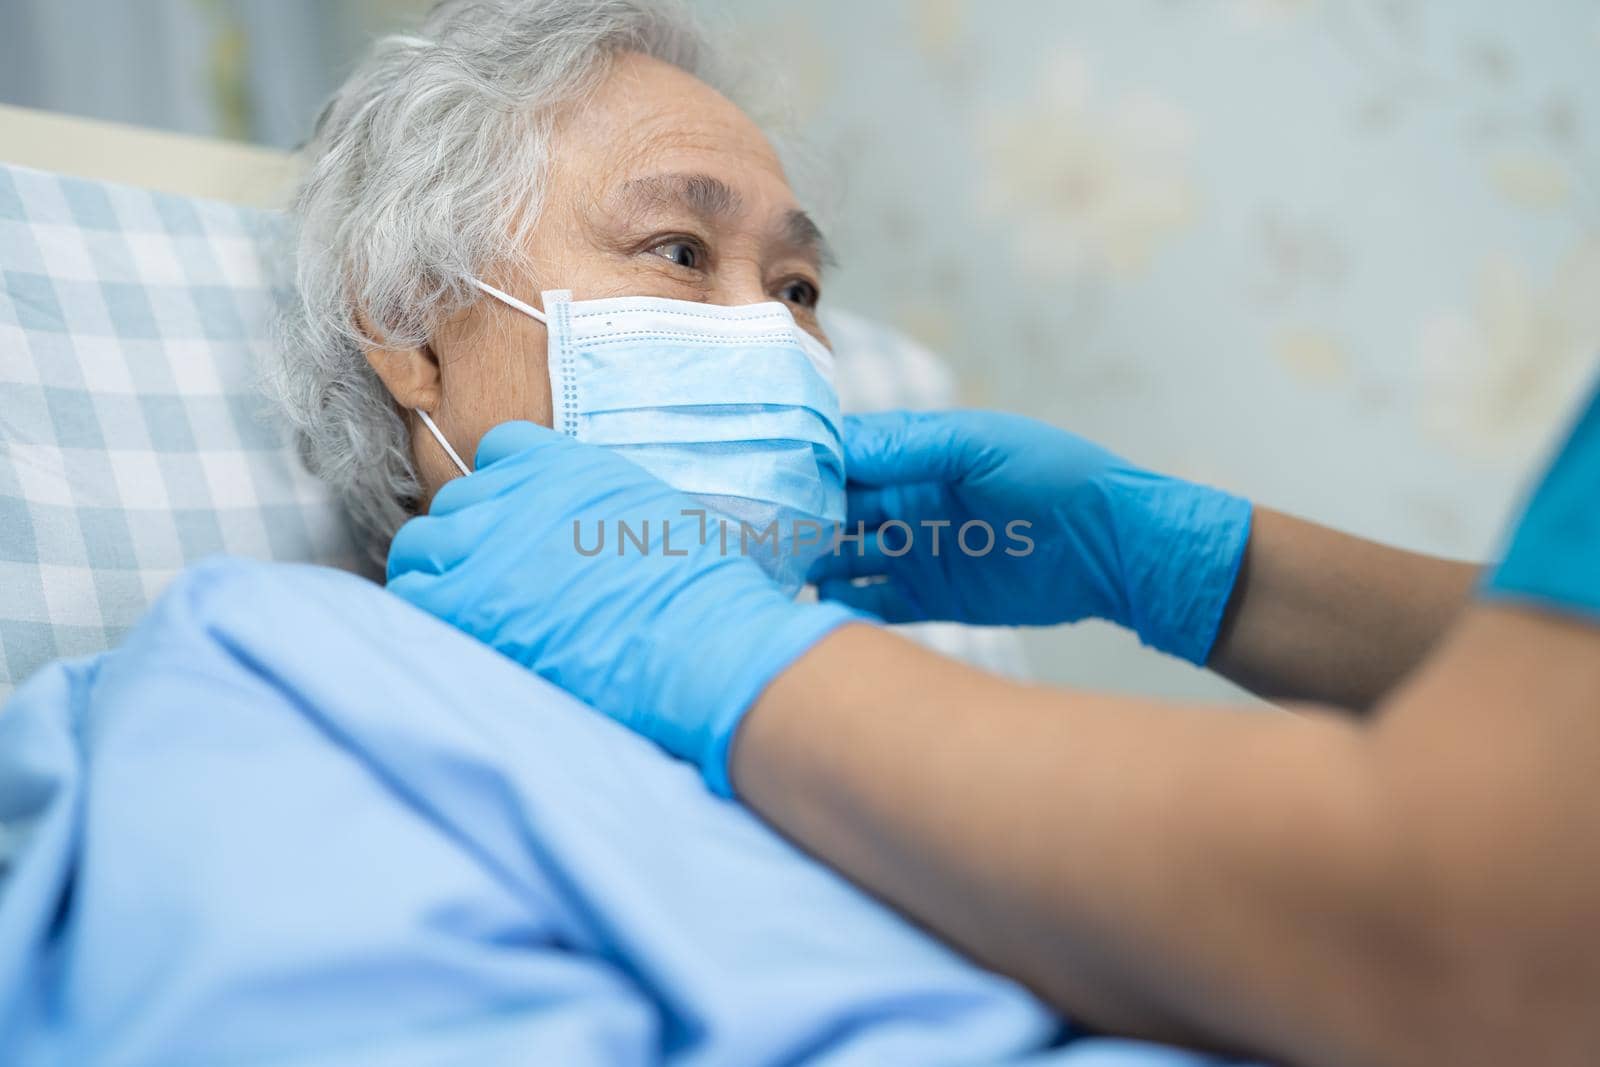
[716,0,1600,695]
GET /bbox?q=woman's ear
[355,308,442,411]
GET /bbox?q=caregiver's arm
[733,604,1600,1067]
[1207,507,1478,708]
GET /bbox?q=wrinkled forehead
[552,52,797,212]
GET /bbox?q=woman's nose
[712,262,772,307]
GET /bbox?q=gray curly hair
[267,0,724,560]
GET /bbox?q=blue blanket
[0,558,1248,1066]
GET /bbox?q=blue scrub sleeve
[1481,377,1600,622]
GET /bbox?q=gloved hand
[386,421,859,796]
[809,410,1252,665]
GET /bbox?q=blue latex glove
[810,410,1253,665]
[386,421,858,796]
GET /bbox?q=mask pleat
[471,284,852,596]
[567,343,837,418]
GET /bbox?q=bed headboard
[0,102,294,208]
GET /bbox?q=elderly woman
[273,0,834,563]
[0,3,1085,1065]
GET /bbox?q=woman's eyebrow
[615,172,742,221]
[778,208,835,269]
[610,172,833,268]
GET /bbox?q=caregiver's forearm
[734,627,1386,1061]
[1207,507,1478,710]
[731,612,1600,1067]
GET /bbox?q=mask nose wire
[412,278,549,478]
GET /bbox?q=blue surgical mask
[415,280,846,596]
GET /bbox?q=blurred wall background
[3,0,1596,698]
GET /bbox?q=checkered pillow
[0,161,1023,700]
[0,163,365,700]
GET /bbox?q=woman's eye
[650,240,701,269]
[779,279,819,309]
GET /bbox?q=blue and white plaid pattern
[0,163,364,700]
[0,161,1023,699]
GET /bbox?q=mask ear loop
[471,278,547,323]
[415,408,470,477]
[411,279,549,478]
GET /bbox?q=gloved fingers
[475,419,566,468]
[842,410,983,488]
[386,504,500,582]
[390,477,599,586]
[426,457,529,517]
[429,422,652,519]
[422,421,564,518]
[843,485,893,529]
[806,536,895,583]
[843,481,957,531]
[385,556,461,610]
[841,484,929,531]
[387,553,522,635]
[815,576,926,623]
